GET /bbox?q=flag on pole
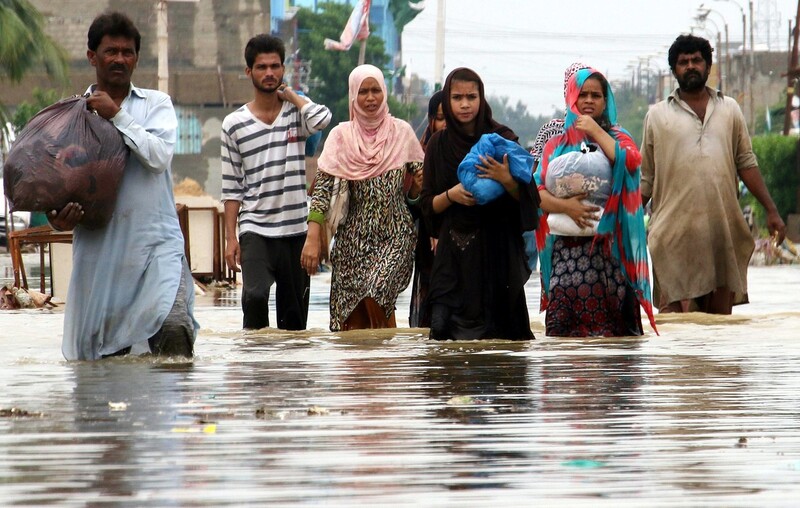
[324,0,371,51]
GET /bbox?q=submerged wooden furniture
[175,198,235,283]
[9,203,233,296]
[7,225,73,294]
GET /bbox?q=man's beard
[252,76,281,94]
[677,69,708,92]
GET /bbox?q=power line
[404,28,678,42]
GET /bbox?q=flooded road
[1,265,800,506]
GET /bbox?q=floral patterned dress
[310,162,421,331]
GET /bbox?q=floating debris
[751,237,800,266]
[171,424,217,434]
[0,285,55,310]
[562,459,606,469]
[446,395,493,406]
[307,406,330,416]
[108,402,128,411]
[0,407,44,418]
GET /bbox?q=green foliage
[754,101,787,136]
[610,81,649,146]
[1,0,69,142]
[387,0,424,32]
[743,135,799,225]
[10,87,61,132]
[0,0,69,83]
[296,2,389,126]
[486,96,557,148]
[387,94,417,122]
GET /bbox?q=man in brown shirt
[641,34,786,314]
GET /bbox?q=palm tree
[0,0,68,82]
[0,0,69,139]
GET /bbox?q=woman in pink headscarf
[301,64,425,331]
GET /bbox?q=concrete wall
[3,0,277,195]
[4,0,271,107]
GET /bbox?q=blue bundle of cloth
[457,133,534,205]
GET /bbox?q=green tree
[387,95,417,123]
[754,100,786,136]
[10,87,62,132]
[0,0,69,138]
[0,0,68,82]
[296,2,389,126]
[610,80,649,146]
[387,0,424,32]
[486,96,557,148]
[744,135,799,229]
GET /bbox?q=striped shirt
[221,100,331,238]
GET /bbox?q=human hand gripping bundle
[544,142,611,236]
[2,95,128,229]
[457,133,533,205]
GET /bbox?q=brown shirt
[641,86,756,305]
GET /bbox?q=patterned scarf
[529,63,588,166]
[533,67,657,333]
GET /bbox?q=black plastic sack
[2,95,128,229]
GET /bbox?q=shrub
[744,135,799,232]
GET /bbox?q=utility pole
[156,0,200,95]
[157,1,168,94]
[713,1,748,116]
[434,0,446,91]
[782,0,800,135]
[749,0,755,131]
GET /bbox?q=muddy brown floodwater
[1,265,799,506]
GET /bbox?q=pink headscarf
[318,64,424,180]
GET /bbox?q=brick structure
[4,1,277,195]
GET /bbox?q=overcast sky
[401,0,799,116]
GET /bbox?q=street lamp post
[749,0,755,131]
[698,5,730,93]
[714,0,752,128]
[696,12,725,91]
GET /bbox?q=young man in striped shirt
[221,34,332,330]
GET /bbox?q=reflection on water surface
[1,266,800,505]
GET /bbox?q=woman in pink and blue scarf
[534,67,657,337]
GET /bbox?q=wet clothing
[535,67,655,336]
[343,297,398,330]
[545,236,643,337]
[408,210,434,328]
[308,65,424,332]
[309,166,418,331]
[410,91,445,328]
[221,101,331,238]
[239,232,309,330]
[146,264,195,356]
[420,67,539,341]
[641,86,756,307]
[63,84,198,361]
[221,97,331,330]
